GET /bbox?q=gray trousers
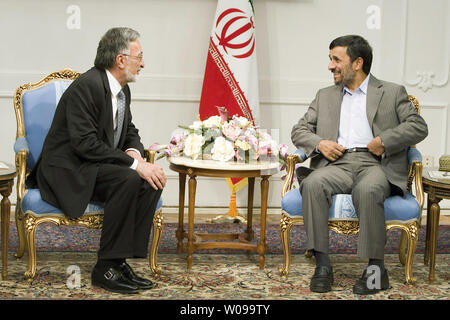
[300,152,391,260]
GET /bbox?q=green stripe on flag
[249,0,254,13]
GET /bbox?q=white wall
[0,0,449,212]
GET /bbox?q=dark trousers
[91,164,162,260]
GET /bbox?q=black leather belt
[344,147,381,160]
[344,147,369,153]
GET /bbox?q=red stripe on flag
[199,38,254,123]
[199,38,255,189]
[230,177,242,185]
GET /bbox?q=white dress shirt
[105,70,139,170]
[337,74,374,148]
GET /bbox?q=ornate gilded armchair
[279,95,424,284]
[13,69,164,280]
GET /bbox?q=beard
[125,67,138,83]
[332,65,355,87]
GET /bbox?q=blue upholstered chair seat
[22,188,162,217]
[281,188,421,222]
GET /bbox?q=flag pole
[227,192,247,223]
[228,192,238,217]
[207,191,247,224]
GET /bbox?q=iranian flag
[199,0,260,199]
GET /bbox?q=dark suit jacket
[291,75,428,196]
[27,67,144,218]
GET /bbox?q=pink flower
[216,106,229,122]
[241,128,259,149]
[222,122,242,141]
[149,143,165,152]
[279,144,289,159]
[259,143,270,156]
[170,133,186,147]
[164,143,182,157]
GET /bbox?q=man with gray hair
[27,27,166,294]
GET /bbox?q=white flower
[270,139,279,157]
[211,137,235,162]
[235,139,250,151]
[203,116,222,128]
[189,121,203,131]
[233,115,250,128]
[242,128,259,149]
[183,133,205,160]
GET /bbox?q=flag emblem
[215,8,255,59]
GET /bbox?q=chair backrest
[13,69,81,170]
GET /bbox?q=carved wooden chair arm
[281,152,307,198]
[15,149,28,203]
[410,160,424,209]
[407,146,425,210]
[144,149,156,164]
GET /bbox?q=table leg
[424,197,432,266]
[1,182,12,280]
[246,177,255,241]
[187,175,197,270]
[258,176,269,270]
[428,200,441,283]
[176,173,186,253]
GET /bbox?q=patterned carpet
[1,221,449,304]
[0,252,448,302]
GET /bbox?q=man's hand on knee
[136,160,166,190]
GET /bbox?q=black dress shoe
[353,266,390,295]
[91,265,140,294]
[119,262,158,290]
[310,266,333,293]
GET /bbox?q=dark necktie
[114,90,125,149]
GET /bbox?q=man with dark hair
[291,35,428,294]
[27,27,166,294]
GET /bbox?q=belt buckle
[349,147,357,153]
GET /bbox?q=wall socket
[423,155,434,168]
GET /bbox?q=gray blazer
[291,75,428,196]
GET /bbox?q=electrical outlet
[423,155,434,168]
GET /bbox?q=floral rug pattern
[0,252,448,300]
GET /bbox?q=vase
[234,148,250,164]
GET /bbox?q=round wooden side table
[0,162,16,280]
[168,156,279,270]
[422,167,450,283]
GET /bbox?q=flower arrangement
[149,107,288,167]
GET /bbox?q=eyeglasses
[121,53,144,62]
